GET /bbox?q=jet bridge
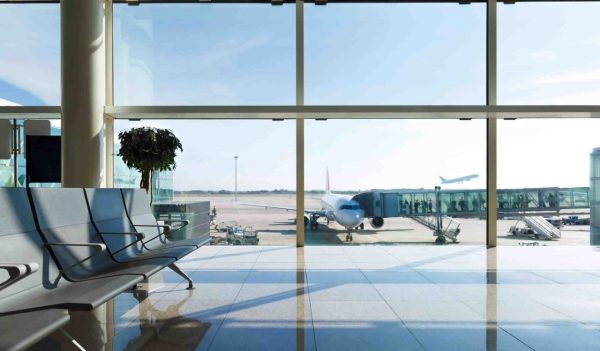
[352,192,402,218]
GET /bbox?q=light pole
[234,156,238,201]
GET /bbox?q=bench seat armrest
[45,242,106,252]
[98,232,148,256]
[0,262,39,290]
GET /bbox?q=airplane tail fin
[326,168,331,194]
[439,176,447,183]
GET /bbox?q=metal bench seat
[0,188,143,350]
[121,188,208,250]
[0,309,69,351]
[29,188,176,282]
[84,188,195,262]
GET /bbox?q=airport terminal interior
[2,0,600,350]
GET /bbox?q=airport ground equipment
[217,220,238,232]
[227,226,259,245]
[410,215,461,244]
[509,216,561,240]
[563,215,590,225]
[0,187,208,350]
[545,216,564,229]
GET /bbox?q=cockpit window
[341,204,360,210]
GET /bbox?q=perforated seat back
[30,188,114,280]
[85,188,143,255]
[0,188,61,302]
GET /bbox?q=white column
[61,0,106,188]
[105,0,114,188]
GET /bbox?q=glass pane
[114,4,295,105]
[305,3,486,105]
[498,2,600,104]
[0,5,60,106]
[0,120,14,187]
[305,119,486,245]
[114,119,296,246]
[498,119,598,245]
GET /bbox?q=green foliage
[117,127,182,190]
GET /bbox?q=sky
[1,2,600,191]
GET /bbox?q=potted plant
[117,127,182,193]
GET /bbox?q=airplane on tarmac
[242,170,377,242]
[439,174,479,184]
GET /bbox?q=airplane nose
[339,210,363,228]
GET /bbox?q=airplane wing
[241,203,327,216]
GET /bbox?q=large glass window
[498,2,600,104]
[305,119,487,245]
[0,5,60,106]
[0,119,61,188]
[497,118,599,245]
[114,4,295,105]
[114,119,296,246]
[305,3,486,105]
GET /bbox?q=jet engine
[294,216,310,226]
[369,217,384,229]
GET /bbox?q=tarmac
[175,194,591,246]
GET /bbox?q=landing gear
[309,214,319,231]
[434,234,446,245]
[345,232,353,242]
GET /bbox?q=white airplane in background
[439,174,479,184]
[243,170,366,242]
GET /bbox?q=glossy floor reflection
[31,246,600,350]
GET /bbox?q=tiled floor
[33,245,600,350]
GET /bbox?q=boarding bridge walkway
[352,187,585,243]
[354,186,589,220]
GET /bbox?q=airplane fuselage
[440,174,479,184]
[320,193,365,230]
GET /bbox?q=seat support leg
[59,328,85,351]
[168,263,194,290]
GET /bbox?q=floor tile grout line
[523,269,600,327]
[423,254,538,350]
[375,246,536,351]
[357,263,428,351]
[302,253,319,351]
[205,246,264,351]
